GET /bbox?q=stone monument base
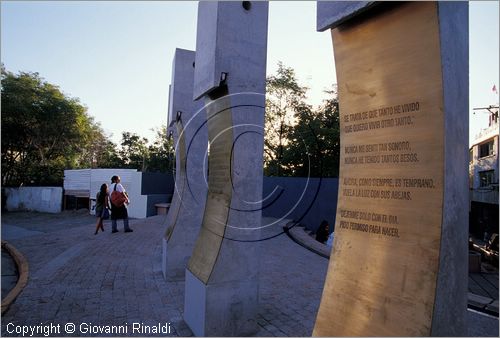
[184,269,258,336]
[162,238,197,282]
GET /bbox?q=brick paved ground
[1,211,498,337]
[1,248,18,299]
[1,213,328,337]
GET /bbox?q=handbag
[111,183,127,207]
[102,208,110,220]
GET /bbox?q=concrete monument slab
[162,48,208,281]
[184,1,268,336]
[314,2,469,336]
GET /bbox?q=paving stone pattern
[469,272,499,300]
[1,248,18,299]
[1,212,498,337]
[1,214,328,337]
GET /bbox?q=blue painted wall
[142,173,175,216]
[262,177,339,233]
[141,172,175,195]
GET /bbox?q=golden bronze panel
[187,96,234,284]
[314,3,444,336]
[165,119,188,241]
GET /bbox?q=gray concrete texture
[432,3,470,335]
[193,1,268,100]
[163,48,208,281]
[316,1,375,31]
[184,1,269,335]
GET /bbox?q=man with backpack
[110,175,133,233]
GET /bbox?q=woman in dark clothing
[316,220,330,244]
[94,184,110,235]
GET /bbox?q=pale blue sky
[1,1,498,145]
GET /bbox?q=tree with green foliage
[264,62,340,177]
[265,62,312,176]
[1,66,113,186]
[117,127,175,173]
[119,132,150,171]
[71,118,122,169]
[282,87,340,177]
[147,126,175,173]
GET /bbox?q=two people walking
[94,175,133,234]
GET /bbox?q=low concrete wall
[262,177,339,232]
[4,187,63,213]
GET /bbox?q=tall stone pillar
[183,1,268,336]
[162,48,208,281]
[313,2,469,336]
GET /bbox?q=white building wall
[469,118,499,205]
[89,169,137,200]
[127,170,148,219]
[66,168,149,218]
[63,169,91,192]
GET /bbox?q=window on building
[479,170,495,187]
[469,149,473,163]
[479,140,494,158]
